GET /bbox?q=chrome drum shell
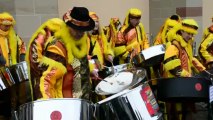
[18,98,94,120]
[95,83,162,120]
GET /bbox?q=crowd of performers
[0,6,212,120]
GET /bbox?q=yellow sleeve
[101,31,114,57]
[199,34,213,64]
[164,44,181,71]
[192,57,206,72]
[39,56,67,99]
[139,23,150,49]
[113,45,127,57]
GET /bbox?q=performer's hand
[90,69,99,80]
[106,55,113,63]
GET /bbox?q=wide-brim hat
[63,7,95,31]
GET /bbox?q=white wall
[58,0,149,33]
[203,0,213,31]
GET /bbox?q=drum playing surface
[95,68,147,95]
[95,72,133,95]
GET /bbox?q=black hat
[63,7,95,31]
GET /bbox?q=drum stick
[110,61,115,74]
[95,76,113,85]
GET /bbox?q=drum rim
[19,98,93,107]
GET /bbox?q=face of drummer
[181,30,194,42]
[68,27,85,40]
[0,24,11,32]
[129,16,140,28]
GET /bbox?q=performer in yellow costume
[88,12,114,102]
[33,7,95,100]
[114,8,149,64]
[26,18,65,99]
[154,14,181,45]
[88,12,114,72]
[202,16,213,40]
[0,12,27,120]
[163,19,206,120]
[103,17,121,65]
[198,17,213,69]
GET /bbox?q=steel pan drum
[132,44,165,67]
[0,61,29,92]
[0,66,15,91]
[95,83,162,120]
[95,68,147,95]
[8,61,29,83]
[0,61,32,111]
[157,77,211,102]
[98,63,133,79]
[18,98,94,120]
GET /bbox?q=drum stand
[209,73,213,120]
[11,110,18,120]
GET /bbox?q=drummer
[87,12,114,102]
[31,7,95,100]
[103,17,121,65]
[198,16,213,69]
[114,8,149,64]
[25,18,65,99]
[162,19,206,120]
[152,15,182,79]
[0,12,26,120]
[153,14,181,45]
[113,8,153,80]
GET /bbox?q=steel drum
[0,61,29,92]
[8,61,29,83]
[132,44,165,67]
[0,66,15,91]
[18,98,94,120]
[1,61,32,108]
[98,63,132,79]
[95,83,162,120]
[157,77,211,102]
[95,68,147,95]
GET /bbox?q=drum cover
[18,98,94,120]
[133,44,165,67]
[157,77,211,102]
[95,68,146,95]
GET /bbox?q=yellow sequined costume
[163,19,205,120]
[26,18,65,99]
[114,8,149,64]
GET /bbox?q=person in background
[87,12,114,102]
[163,19,206,120]
[114,8,149,64]
[154,14,181,45]
[32,7,95,100]
[202,16,213,40]
[103,17,121,66]
[0,12,26,120]
[25,18,65,99]
[198,17,213,69]
[151,15,181,88]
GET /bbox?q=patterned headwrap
[181,19,198,35]
[0,12,15,26]
[124,8,142,26]
[89,12,99,21]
